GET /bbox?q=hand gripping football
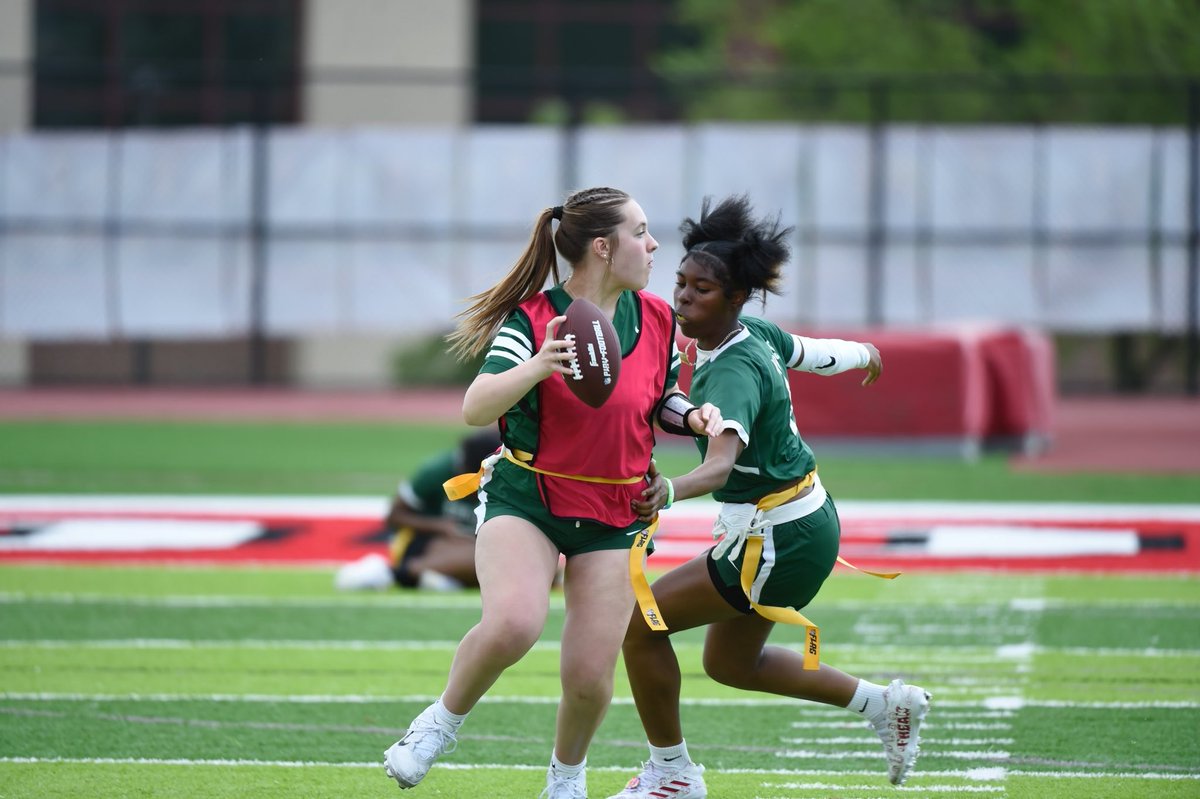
[559,298,621,408]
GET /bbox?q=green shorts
[709,494,841,613]
[479,459,647,558]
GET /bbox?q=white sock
[551,753,586,779]
[847,679,887,720]
[648,740,691,768]
[430,697,468,731]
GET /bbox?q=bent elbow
[461,394,498,427]
[462,406,490,427]
[460,379,487,426]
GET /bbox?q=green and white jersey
[688,315,816,504]
[397,449,477,527]
[479,284,682,454]
[740,315,804,367]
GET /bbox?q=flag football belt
[443,447,643,501]
[734,472,902,670]
[388,527,416,567]
[442,447,666,632]
[628,518,665,631]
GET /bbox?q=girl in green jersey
[609,196,931,799]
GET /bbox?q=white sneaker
[383,707,458,789]
[416,569,464,592]
[335,554,394,591]
[606,760,706,798]
[540,764,588,799]
[869,678,931,785]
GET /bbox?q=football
[559,297,621,408]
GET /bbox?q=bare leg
[702,614,859,706]
[621,555,744,746]
[406,536,480,588]
[622,552,860,748]
[440,516,560,714]
[553,547,637,764]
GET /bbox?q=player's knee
[561,668,613,708]
[482,614,544,661]
[621,620,660,654]
[702,647,754,688]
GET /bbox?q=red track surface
[1012,396,1200,474]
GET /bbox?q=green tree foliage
[658,0,1200,123]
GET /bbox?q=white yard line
[3,592,1196,611]
[0,757,1196,781]
[5,692,1199,709]
[3,638,1197,659]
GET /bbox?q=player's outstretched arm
[860,342,882,386]
[793,335,882,387]
[654,385,724,438]
[633,431,742,521]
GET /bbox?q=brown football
[559,298,621,408]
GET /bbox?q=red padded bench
[676,324,1054,459]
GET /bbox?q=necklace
[680,324,743,366]
[711,324,744,351]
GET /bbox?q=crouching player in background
[334,429,501,592]
[608,195,931,799]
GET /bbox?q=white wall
[0,123,1195,349]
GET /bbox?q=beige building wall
[0,338,29,385]
[0,0,31,131]
[295,0,473,386]
[292,333,400,389]
[303,0,473,126]
[0,1,30,382]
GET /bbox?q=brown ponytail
[447,207,559,360]
[447,187,631,361]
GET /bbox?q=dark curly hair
[679,195,793,303]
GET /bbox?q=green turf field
[4,419,1200,502]
[2,418,1199,797]
[1,566,1197,798]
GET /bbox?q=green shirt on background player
[333,429,499,592]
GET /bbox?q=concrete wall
[0,1,29,379]
[292,332,399,388]
[0,0,31,132]
[0,338,28,385]
[302,0,473,126]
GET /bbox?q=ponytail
[447,187,632,361]
[447,207,560,360]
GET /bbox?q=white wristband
[793,335,870,375]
